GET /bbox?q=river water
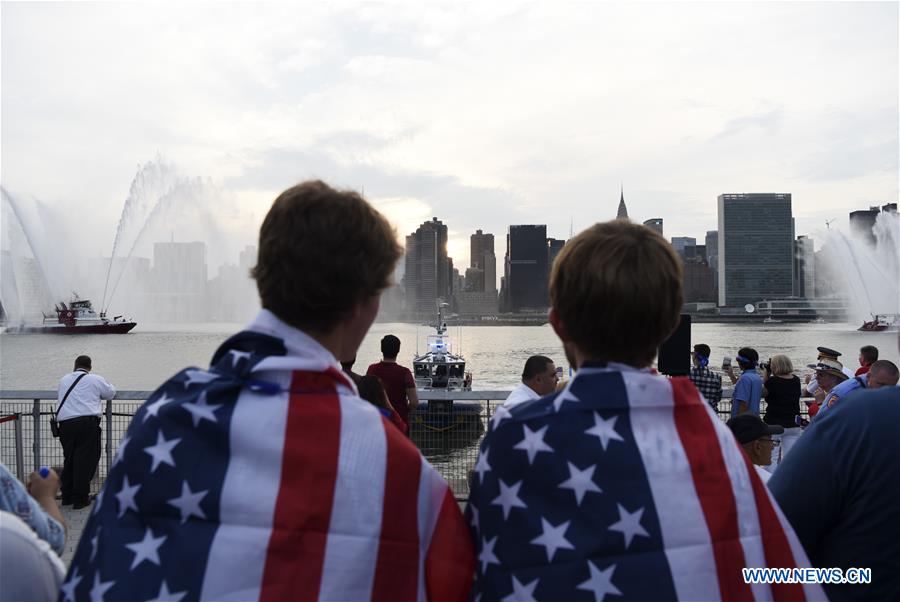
[1,321,898,390]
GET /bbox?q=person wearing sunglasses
[726,413,783,483]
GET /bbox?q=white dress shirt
[755,464,772,483]
[503,381,541,408]
[56,369,116,421]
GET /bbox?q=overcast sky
[2,1,897,272]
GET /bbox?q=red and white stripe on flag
[624,372,826,602]
[200,369,474,601]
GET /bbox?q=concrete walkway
[59,502,94,567]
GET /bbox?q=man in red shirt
[856,345,879,376]
[367,335,419,429]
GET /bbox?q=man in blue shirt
[726,346,763,417]
[770,384,900,600]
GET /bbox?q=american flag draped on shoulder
[468,364,825,601]
[62,310,474,602]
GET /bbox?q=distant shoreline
[376,314,851,327]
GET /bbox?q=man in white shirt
[503,355,559,407]
[56,355,116,509]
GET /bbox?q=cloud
[0,0,896,267]
[712,107,785,141]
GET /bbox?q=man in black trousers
[56,355,116,509]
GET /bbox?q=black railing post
[105,398,113,472]
[32,399,41,471]
[14,414,25,481]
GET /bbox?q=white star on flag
[577,561,622,602]
[490,404,512,429]
[470,505,480,533]
[90,528,100,561]
[585,412,625,450]
[167,480,208,523]
[513,424,554,464]
[182,391,223,427]
[143,393,174,423]
[125,527,167,570]
[112,435,130,466]
[115,474,141,518]
[89,572,115,602]
[491,479,527,520]
[474,447,492,483]
[558,461,602,505]
[609,503,649,549]
[147,580,188,602]
[144,431,181,473]
[553,387,580,412]
[530,517,575,562]
[183,369,220,388]
[479,536,500,573]
[502,575,540,602]
[60,566,82,602]
[228,349,253,367]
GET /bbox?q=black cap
[726,414,784,444]
[817,346,841,358]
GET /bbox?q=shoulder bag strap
[55,372,88,417]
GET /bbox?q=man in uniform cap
[805,358,849,419]
[803,346,854,398]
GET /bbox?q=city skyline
[1,3,897,270]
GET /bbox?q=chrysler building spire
[616,184,629,220]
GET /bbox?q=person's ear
[549,308,569,343]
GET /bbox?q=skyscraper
[670,237,697,257]
[469,229,496,291]
[849,208,880,245]
[547,238,566,271]
[404,218,449,314]
[704,231,718,269]
[616,186,629,220]
[643,218,663,237]
[505,225,549,311]
[793,236,816,298]
[705,230,719,297]
[717,193,793,307]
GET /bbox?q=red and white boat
[3,296,136,334]
[858,314,899,332]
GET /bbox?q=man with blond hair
[468,220,822,601]
[65,181,474,601]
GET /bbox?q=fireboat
[408,303,482,453]
[858,314,900,332]
[3,296,136,334]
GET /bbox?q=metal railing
[1,388,749,500]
